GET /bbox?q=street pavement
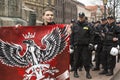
[70,61,120,80]
[110,65,120,80]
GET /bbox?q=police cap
[101,17,107,21]
[107,16,115,19]
[79,12,85,18]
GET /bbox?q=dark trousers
[70,52,74,68]
[73,44,91,72]
[101,46,116,71]
[95,43,103,68]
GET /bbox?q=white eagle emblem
[0,27,68,80]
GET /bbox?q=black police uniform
[70,19,76,71]
[100,21,120,76]
[71,20,93,79]
[92,24,102,70]
[92,19,107,71]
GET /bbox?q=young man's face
[79,16,85,22]
[42,11,54,23]
[107,18,114,24]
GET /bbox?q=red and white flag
[0,24,70,80]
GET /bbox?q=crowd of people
[28,7,120,79]
[70,12,120,79]
[40,8,120,79]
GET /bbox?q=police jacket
[93,24,103,44]
[71,21,94,45]
[102,22,120,46]
[93,23,108,44]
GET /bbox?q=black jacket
[93,24,105,44]
[42,22,55,26]
[102,22,120,46]
[71,21,94,45]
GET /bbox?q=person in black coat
[71,12,94,79]
[70,19,76,71]
[116,22,120,62]
[99,16,120,76]
[92,18,108,71]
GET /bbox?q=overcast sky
[77,0,103,6]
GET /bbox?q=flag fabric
[0,24,70,80]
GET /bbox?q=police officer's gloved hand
[70,45,74,49]
[70,45,74,54]
[88,43,94,50]
[94,44,98,50]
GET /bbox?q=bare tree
[107,0,120,19]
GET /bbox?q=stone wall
[0,17,27,27]
[0,0,27,27]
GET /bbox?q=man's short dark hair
[42,8,54,15]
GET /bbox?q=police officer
[70,19,76,71]
[99,16,120,76]
[92,18,108,71]
[116,22,120,62]
[92,20,101,71]
[71,12,93,79]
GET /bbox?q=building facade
[86,5,104,22]
[55,0,77,24]
[22,0,55,25]
[0,0,27,27]
[72,0,92,22]
[0,0,93,26]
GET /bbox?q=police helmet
[110,47,118,56]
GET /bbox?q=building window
[0,0,5,16]
[48,0,51,5]
[51,0,55,6]
[8,0,18,17]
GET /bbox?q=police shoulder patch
[83,26,89,30]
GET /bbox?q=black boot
[92,67,100,71]
[106,70,113,76]
[86,72,92,79]
[74,71,79,78]
[99,70,108,75]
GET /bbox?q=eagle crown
[22,32,36,39]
